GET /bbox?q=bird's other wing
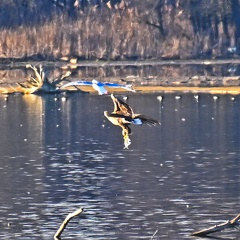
[133,114,160,126]
[60,80,92,88]
[104,82,123,88]
[111,94,134,116]
[104,83,136,92]
[122,86,136,92]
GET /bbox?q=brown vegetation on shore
[0,1,239,62]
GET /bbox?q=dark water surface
[0,92,239,240]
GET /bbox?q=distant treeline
[0,0,240,61]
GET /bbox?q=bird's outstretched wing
[104,82,136,92]
[60,80,93,88]
[111,94,134,116]
[60,79,135,95]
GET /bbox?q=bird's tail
[133,115,160,126]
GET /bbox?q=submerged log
[54,207,84,239]
[191,214,240,237]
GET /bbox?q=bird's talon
[123,135,129,139]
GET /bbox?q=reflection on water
[0,93,240,239]
[2,62,240,86]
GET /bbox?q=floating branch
[54,207,84,239]
[0,65,72,94]
[191,214,240,237]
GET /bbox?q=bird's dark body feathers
[104,94,159,137]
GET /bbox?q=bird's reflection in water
[104,94,159,148]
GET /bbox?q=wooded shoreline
[1,1,240,61]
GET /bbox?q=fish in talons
[123,134,131,149]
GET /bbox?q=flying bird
[60,79,136,95]
[104,94,159,148]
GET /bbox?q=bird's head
[92,79,99,84]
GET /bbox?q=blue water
[0,92,239,239]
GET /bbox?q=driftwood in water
[0,64,72,94]
[54,207,84,239]
[191,214,240,237]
